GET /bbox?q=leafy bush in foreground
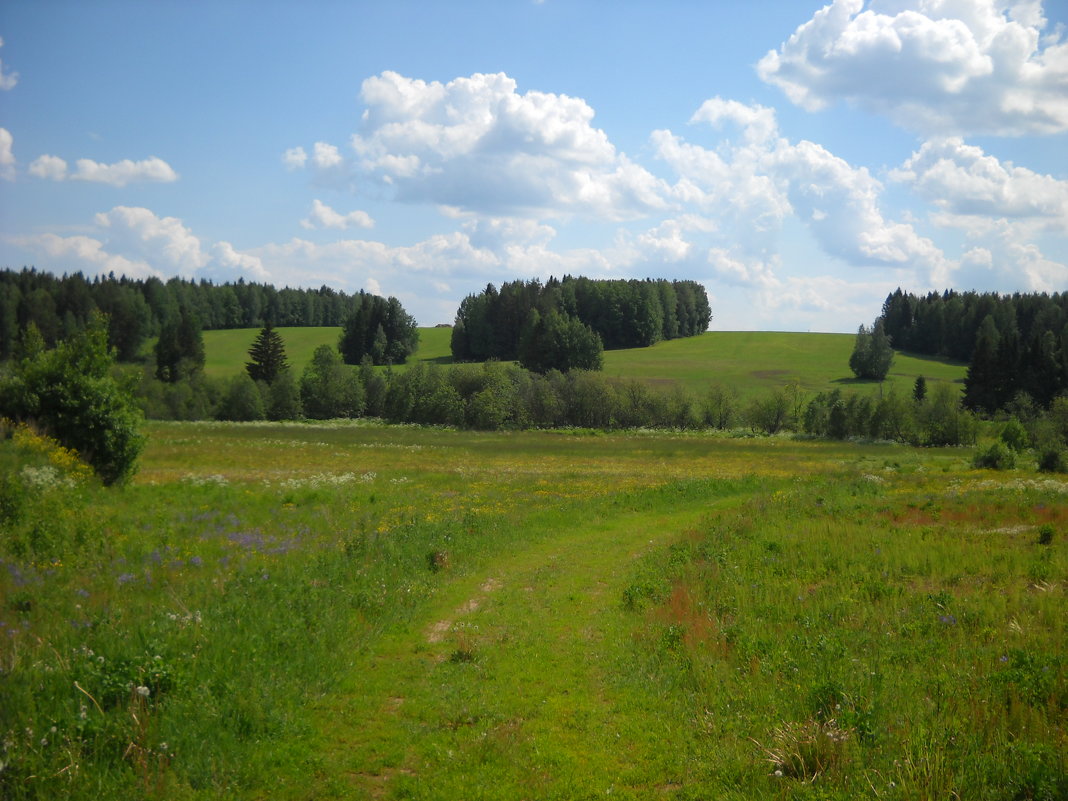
[0,315,143,485]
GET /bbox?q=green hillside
[201,326,455,377]
[203,327,966,396]
[602,331,966,397]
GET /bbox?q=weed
[759,718,853,781]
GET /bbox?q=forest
[0,268,361,361]
[878,289,1068,413]
[450,276,711,363]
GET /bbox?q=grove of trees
[0,268,393,362]
[337,292,420,366]
[450,276,711,364]
[877,289,1067,413]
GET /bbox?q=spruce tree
[246,323,288,385]
[963,315,1002,414]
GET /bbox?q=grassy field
[2,420,1064,799]
[204,327,966,397]
[202,326,454,378]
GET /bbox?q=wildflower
[135,685,150,698]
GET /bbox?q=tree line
[133,341,1068,470]
[877,289,1068,412]
[0,268,372,361]
[450,276,711,365]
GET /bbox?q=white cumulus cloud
[312,141,344,169]
[891,136,1068,228]
[27,154,178,186]
[0,37,18,91]
[94,206,206,273]
[300,199,374,230]
[28,154,67,181]
[73,156,178,186]
[282,146,307,169]
[0,128,14,180]
[758,0,1068,135]
[654,98,947,283]
[8,233,159,279]
[348,70,669,219]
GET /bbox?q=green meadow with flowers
[1,418,1065,800]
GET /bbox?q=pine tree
[913,375,927,403]
[245,323,288,385]
[963,315,1001,414]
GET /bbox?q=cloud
[8,233,159,279]
[0,37,18,91]
[654,98,947,283]
[757,0,1068,135]
[312,142,343,169]
[282,146,307,169]
[28,154,178,186]
[94,206,206,273]
[210,241,269,282]
[73,156,178,186]
[346,70,669,219]
[891,137,1068,228]
[300,199,374,230]
[0,128,14,180]
[10,207,270,284]
[28,154,67,181]
[690,97,778,144]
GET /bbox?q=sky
[0,0,1066,332]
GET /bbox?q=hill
[202,327,966,397]
[201,326,454,378]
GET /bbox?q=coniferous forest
[877,289,1068,413]
[450,276,711,362]
[0,268,364,360]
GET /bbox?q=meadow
[1,418,1064,799]
[203,327,967,398]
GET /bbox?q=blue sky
[1,0,1066,331]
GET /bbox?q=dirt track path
[310,498,722,800]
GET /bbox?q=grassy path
[307,494,740,800]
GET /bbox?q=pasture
[203,327,967,398]
[1,420,1064,799]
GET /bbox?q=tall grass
[1,421,1063,799]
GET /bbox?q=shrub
[216,374,267,422]
[1037,524,1054,546]
[0,313,143,485]
[973,441,1016,470]
[1037,447,1067,473]
[1000,418,1028,452]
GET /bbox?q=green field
[2,420,1064,799]
[204,327,966,397]
[202,326,454,378]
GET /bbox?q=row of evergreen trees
[450,276,711,363]
[877,289,1068,413]
[0,268,370,361]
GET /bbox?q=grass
[3,420,1064,799]
[603,331,966,397]
[203,327,966,397]
[201,326,454,378]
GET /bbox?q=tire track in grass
[310,489,751,800]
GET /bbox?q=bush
[216,374,267,422]
[0,313,143,485]
[301,345,364,419]
[973,441,1016,470]
[1000,418,1028,452]
[1037,447,1067,473]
